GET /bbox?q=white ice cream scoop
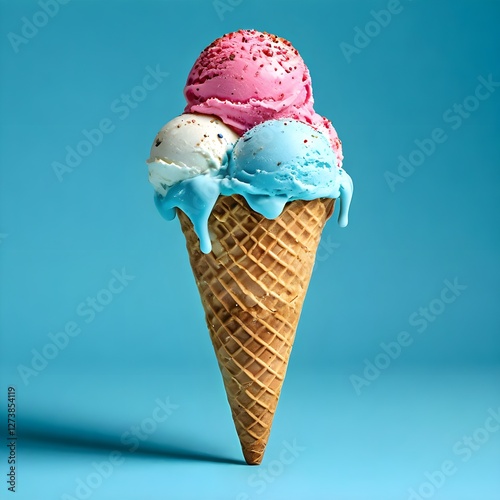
[147,113,239,196]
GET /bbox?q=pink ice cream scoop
[184,29,343,166]
[312,114,344,167]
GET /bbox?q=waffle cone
[178,194,334,465]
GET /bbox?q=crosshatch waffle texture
[178,194,335,464]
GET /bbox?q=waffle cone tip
[242,447,264,465]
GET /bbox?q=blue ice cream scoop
[221,119,352,220]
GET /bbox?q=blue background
[0,0,499,499]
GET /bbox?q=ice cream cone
[177,194,334,465]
